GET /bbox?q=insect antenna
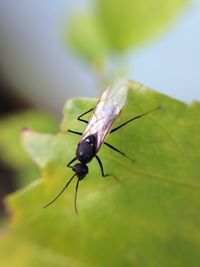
[74,179,80,215]
[43,174,76,208]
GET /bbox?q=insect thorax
[76,134,97,164]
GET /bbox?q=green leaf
[68,13,108,63]
[0,81,200,267]
[0,110,58,186]
[67,0,187,61]
[98,0,188,51]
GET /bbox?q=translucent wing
[81,79,131,152]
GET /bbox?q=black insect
[44,80,160,214]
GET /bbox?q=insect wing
[81,79,130,151]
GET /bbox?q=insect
[44,79,161,214]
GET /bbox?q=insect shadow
[44,81,161,214]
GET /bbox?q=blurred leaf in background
[67,0,188,62]
[0,111,58,195]
[68,12,108,65]
[0,109,57,220]
[0,81,199,267]
[98,0,188,51]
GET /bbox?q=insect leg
[68,130,82,135]
[104,142,134,162]
[67,108,93,134]
[77,108,93,124]
[110,106,161,133]
[95,155,109,177]
[67,157,77,169]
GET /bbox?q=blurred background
[0,0,199,217]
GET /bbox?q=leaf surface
[0,81,200,267]
[67,0,187,60]
[0,111,58,186]
[98,0,188,51]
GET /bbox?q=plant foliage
[0,81,199,267]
